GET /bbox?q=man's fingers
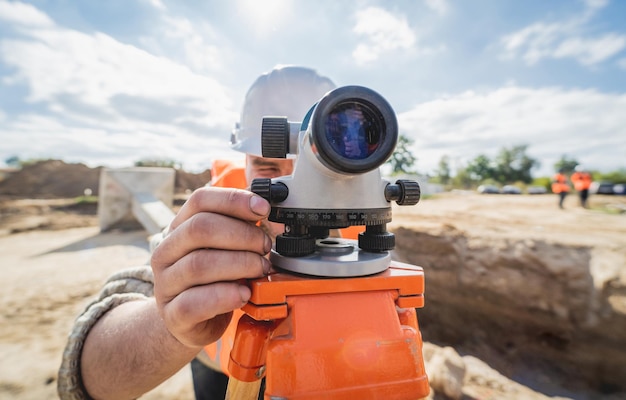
[152,212,272,271]
[157,249,270,301]
[160,283,250,346]
[170,187,270,231]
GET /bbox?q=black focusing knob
[385,180,420,206]
[251,178,288,203]
[251,178,271,202]
[261,117,289,158]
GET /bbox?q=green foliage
[461,144,538,185]
[532,176,552,191]
[134,158,181,169]
[554,155,579,174]
[74,195,98,204]
[597,168,626,183]
[5,155,21,167]
[385,134,417,175]
[4,156,54,168]
[466,154,494,182]
[431,155,451,184]
[493,145,538,184]
[451,166,474,189]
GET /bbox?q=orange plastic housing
[228,262,430,399]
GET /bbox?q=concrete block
[98,167,176,234]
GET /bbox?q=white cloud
[554,34,626,65]
[583,0,609,11]
[0,2,239,170]
[1,28,234,125]
[398,86,626,176]
[2,112,241,171]
[424,0,449,16]
[158,16,224,73]
[140,0,167,11]
[352,7,416,65]
[0,0,54,28]
[499,1,626,66]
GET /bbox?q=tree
[433,155,451,185]
[134,158,181,169]
[385,134,417,175]
[5,155,21,167]
[493,145,538,184]
[553,155,579,174]
[465,154,494,182]
[451,164,474,189]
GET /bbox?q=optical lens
[324,102,382,160]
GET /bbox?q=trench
[392,226,626,398]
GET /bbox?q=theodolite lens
[311,86,397,174]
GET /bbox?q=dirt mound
[0,160,212,199]
[175,169,212,194]
[0,160,101,199]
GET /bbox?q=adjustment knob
[358,224,395,252]
[385,180,421,205]
[261,117,289,158]
[276,235,316,257]
[251,178,271,202]
[251,178,289,203]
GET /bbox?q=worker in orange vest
[571,165,593,208]
[551,168,570,209]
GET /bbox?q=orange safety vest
[202,160,363,373]
[571,171,592,191]
[551,173,570,194]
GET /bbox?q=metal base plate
[269,238,390,277]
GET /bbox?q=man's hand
[151,187,272,349]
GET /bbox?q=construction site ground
[1,162,625,399]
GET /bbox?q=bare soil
[1,162,625,399]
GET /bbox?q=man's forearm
[81,298,201,400]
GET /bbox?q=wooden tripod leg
[225,377,262,400]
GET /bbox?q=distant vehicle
[591,181,615,195]
[612,184,625,195]
[477,185,500,194]
[501,185,522,194]
[527,186,548,195]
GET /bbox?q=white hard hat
[230,65,336,156]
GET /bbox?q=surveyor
[551,168,570,209]
[570,165,593,208]
[58,66,344,400]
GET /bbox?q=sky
[1,0,625,177]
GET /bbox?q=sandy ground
[0,226,195,400]
[0,191,625,399]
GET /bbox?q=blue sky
[1,0,625,177]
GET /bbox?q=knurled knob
[358,230,395,252]
[395,180,421,205]
[250,178,271,202]
[276,235,316,257]
[251,179,289,203]
[261,117,289,158]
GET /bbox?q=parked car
[501,185,522,194]
[612,184,625,195]
[590,181,615,195]
[477,185,500,194]
[527,186,548,195]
